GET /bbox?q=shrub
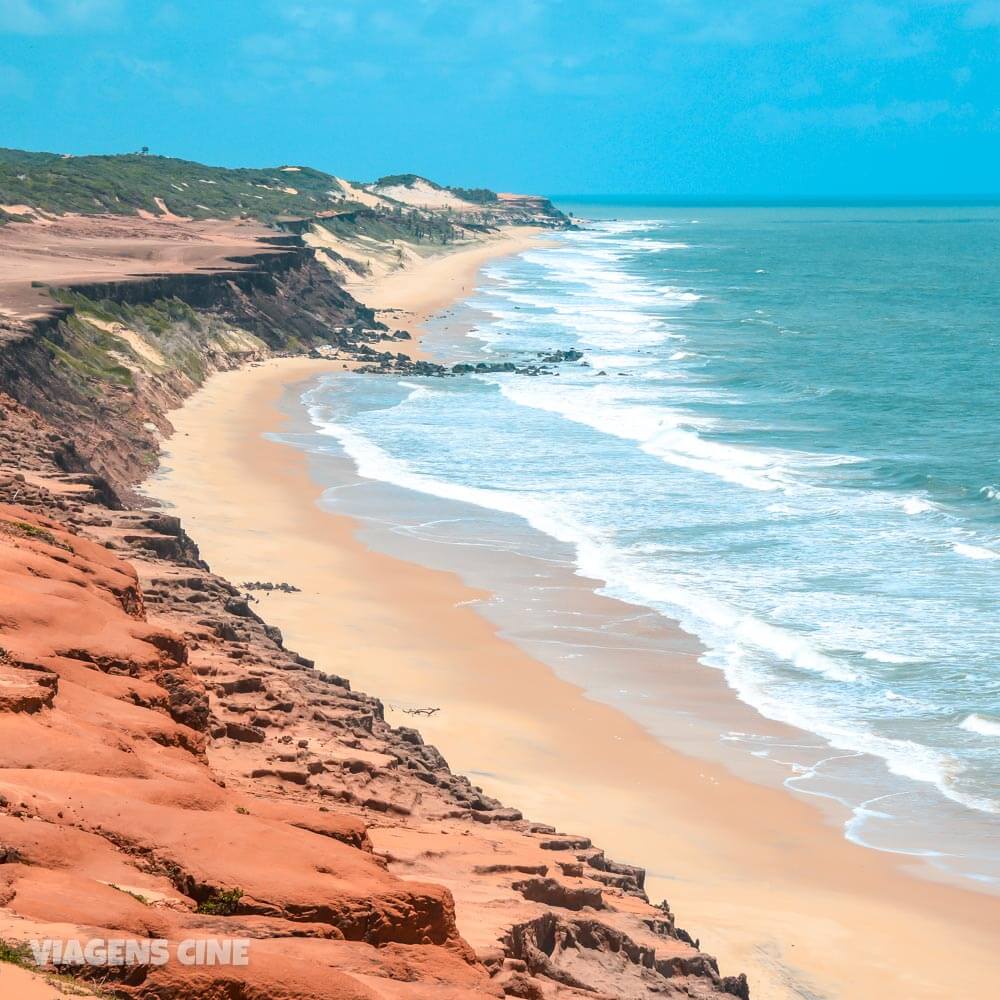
[0,938,33,967]
[196,887,244,916]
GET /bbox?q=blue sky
[1,0,998,197]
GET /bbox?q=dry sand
[0,213,286,323]
[145,234,1000,999]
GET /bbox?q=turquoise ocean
[289,202,1000,886]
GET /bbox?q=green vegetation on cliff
[0,148,348,222]
[46,289,268,392]
[446,186,498,204]
[315,205,458,245]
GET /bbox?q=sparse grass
[109,884,149,905]
[196,887,244,915]
[0,943,119,998]
[0,938,33,967]
[0,518,71,551]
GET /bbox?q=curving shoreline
[2,212,754,998]
[144,237,1000,999]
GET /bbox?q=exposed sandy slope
[144,248,1000,1000]
[371,179,476,211]
[0,213,287,322]
[332,178,394,210]
[0,963,103,998]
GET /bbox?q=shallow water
[286,203,1000,887]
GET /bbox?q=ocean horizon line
[550,193,1000,207]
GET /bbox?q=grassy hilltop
[0,148,353,223]
[0,148,513,226]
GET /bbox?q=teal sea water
[295,202,1000,884]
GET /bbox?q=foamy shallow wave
[658,286,702,302]
[960,714,1000,737]
[584,353,656,370]
[307,401,861,689]
[734,669,998,815]
[396,381,439,402]
[953,542,1000,561]
[636,239,691,250]
[308,406,593,558]
[496,378,796,492]
[591,220,663,234]
[900,496,935,515]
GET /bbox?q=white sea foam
[397,381,439,402]
[496,378,794,492]
[720,654,997,814]
[638,240,691,250]
[584,353,656,370]
[953,542,1000,561]
[900,496,935,515]
[657,286,702,302]
[307,402,858,686]
[591,220,663,234]
[864,649,918,664]
[960,714,1000,737]
[882,690,927,708]
[309,410,594,558]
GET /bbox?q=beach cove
[145,228,1000,1000]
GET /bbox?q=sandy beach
[145,234,1000,1000]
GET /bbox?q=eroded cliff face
[0,238,382,501]
[0,219,748,998]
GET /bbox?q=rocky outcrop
[0,498,482,998]
[501,913,750,999]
